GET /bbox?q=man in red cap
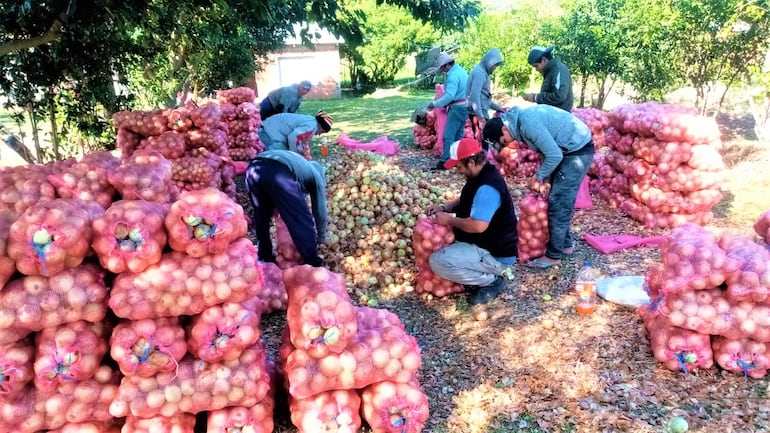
[425,138,519,304]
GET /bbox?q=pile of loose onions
[412,216,462,297]
[164,187,248,258]
[517,193,549,263]
[8,198,103,277]
[186,302,261,362]
[711,336,770,379]
[108,237,263,319]
[109,317,187,378]
[91,200,169,274]
[109,345,270,418]
[33,320,108,393]
[360,378,430,433]
[289,389,362,433]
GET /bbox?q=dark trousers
[545,147,594,260]
[245,158,322,266]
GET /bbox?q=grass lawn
[301,88,434,146]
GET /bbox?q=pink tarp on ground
[336,133,400,155]
[582,233,667,254]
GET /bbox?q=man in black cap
[523,46,574,112]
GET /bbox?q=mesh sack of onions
[0,335,34,396]
[117,127,142,157]
[121,413,196,433]
[217,87,256,105]
[0,167,57,219]
[0,364,119,433]
[45,420,123,433]
[513,143,542,178]
[289,388,362,433]
[0,324,32,346]
[188,102,223,130]
[167,104,195,132]
[412,217,462,297]
[572,107,610,148]
[33,320,109,393]
[0,263,108,332]
[656,223,740,293]
[107,151,179,204]
[639,306,714,373]
[242,261,287,315]
[630,137,692,172]
[91,200,169,274]
[109,238,263,320]
[604,127,634,155]
[495,144,518,176]
[46,152,119,209]
[356,306,405,331]
[170,150,224,192]
[711,336,770,379]
[284,265,358,359]
[137,130,186,160]
[7,198,102,277]
[186,301,261,362]
[274,213,304,269]
[109,317,187,378]
[517,193,549,263]
[360,378,430,433]
[413,124,436,150]
[113,109,170,137]
[207,401,275,433]
[109,344,270,418]
[620,199,714,229]
[186,127,228,156]
[718,234,770,303]
[0,210,17,288]
[164,187,248,258]
[753,209,770,244]
[284,310,421,399]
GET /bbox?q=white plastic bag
[596,276,651,308]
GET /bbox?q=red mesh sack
[206,398,275,433]
[108,151,180,204]
[657,223,740,293]
[186,302,261,362]
[639,307,713,374]
[242,261,287,315]
[284,265,357,359]
[712,336,769,379]
[121,413,196,433]
[289,389,362,433]
[0,210,16,288]
[47,158,117,209]
[109,238,263,319]
[719,234,770,303]
[275,213,304,269]
[109,344,270,418]
[91,200,169,274]
[33,320,109,393]
[138,131,186,159]
[45,420,123,433]
[165,187,248,258]
[8,198,103,276]
[517,193,549,263]
[0,335,34,396]
[360,378,430,433]
[113,109,170,136]
[412,217,462,297]
[0,263,108,332]
[217,87,256,105]
[109,317,187,378]
[0,166,57,218]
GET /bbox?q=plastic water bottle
[575,261,597,315]
[321,137,329,157]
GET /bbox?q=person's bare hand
[435,212,451,226]
[426,204,444,216]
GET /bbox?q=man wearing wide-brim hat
[523,45,574,112]
[427,52,469,170]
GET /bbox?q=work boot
[467,276,506,305]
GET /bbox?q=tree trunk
[48,94,60,161]
[579,75,588,108]
[27,106,43,163]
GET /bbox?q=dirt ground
[247,112,770,433]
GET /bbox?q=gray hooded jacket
[501,105,591,181]
[466,48,504,119]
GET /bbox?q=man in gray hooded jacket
[482,105,593,269]
[466,48,505,137]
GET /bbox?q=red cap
[445,138,482,169]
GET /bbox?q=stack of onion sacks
[412,216,462,297]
